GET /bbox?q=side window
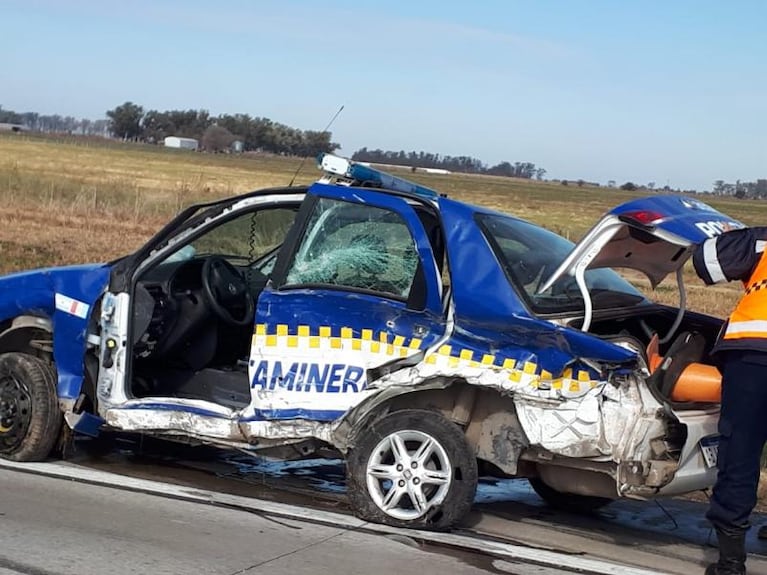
[189,207,296,267]
[284,197,419,299]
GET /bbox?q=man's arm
[692,228,764,285]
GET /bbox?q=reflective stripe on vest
[724,250,767,340]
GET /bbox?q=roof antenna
[288,104,345,187]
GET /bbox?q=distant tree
[352,148,544,178]
[620,182,638,191]
[734,179,743,199]
[712,180,726,195]
[607,180,616,188]
[91,119,110,136]
[21,112,39,130]
[142,110,176,142]
[300,130,340,156]
[513,162,536,179]
[106,101,144,140]
[0,105,23,124]
[646,181,655,190]
[79,118,91,135]
[488,161,513,177]
[202,124,235,152]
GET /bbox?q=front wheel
[0,352,62,461]
[346,409,478,530]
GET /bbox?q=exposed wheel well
[0,316,53,359]
[340,379,528,476]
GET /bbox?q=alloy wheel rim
[365,429,452,520]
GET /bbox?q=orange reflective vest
[722,249,767,344]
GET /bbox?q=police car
[0,156,733,529]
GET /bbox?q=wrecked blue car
[0,156,733,529]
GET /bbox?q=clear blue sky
[3,0,766,191]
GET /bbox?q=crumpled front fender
[0,264,111,401]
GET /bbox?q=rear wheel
[346,409,478,530]
[0,352,62,461]
[529,477,613,513]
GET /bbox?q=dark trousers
[707,351,767,531]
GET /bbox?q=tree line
[3,102,548,180]
[351,148,546,179]
[711,179,767,199]
[106,102,340,156]
[0,105,110,135]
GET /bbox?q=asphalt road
[0,466,578,575]
[5,448,767,575]
[62,439,767,575]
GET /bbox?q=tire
[0,352,62,461]
[529,477,613,514]
[346,409,478,530]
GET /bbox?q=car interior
[125,198,449,409]
[127,206,298,408]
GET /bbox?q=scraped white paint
[105,404,240,440]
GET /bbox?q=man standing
[693,225,767,575]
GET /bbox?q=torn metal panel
[370,345,661,463]
[239,419,335,445]
[105,399,242,440]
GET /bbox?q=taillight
[619,209,664,226]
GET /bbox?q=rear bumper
[658,406,719,496]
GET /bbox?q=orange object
[670,362,722,403]
[645,333,722,403]
[646,334,662,372]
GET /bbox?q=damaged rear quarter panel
[367,198,666,463]
[378,323,660,463]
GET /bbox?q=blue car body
[0,157,740,526]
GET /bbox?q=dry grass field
[2,132,765,319]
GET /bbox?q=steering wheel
[201,256,255,326]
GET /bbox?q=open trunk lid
[539,195,743,334]
[540,195,744,292]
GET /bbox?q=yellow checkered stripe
[424,344,599,392]
[252,323,423,357]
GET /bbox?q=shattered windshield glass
[285,198,419,299]
[478,213,646,313]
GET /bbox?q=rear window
[477,213,646,314]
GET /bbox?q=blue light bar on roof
[317,153,439,199]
